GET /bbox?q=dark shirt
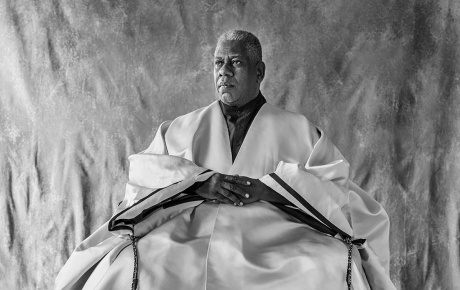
[218,92,266,162]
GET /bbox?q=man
[55,30,395,290]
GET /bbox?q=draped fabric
[55,101,394,289]
[2,1,460,290]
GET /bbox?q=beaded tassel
[129,235,139,290]
[344,237,353,290]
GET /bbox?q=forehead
[214,40,249,59]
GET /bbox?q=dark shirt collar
[219,91,266,120]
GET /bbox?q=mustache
[217,80,235,87]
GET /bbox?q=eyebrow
[214,54,244,59]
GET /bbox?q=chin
[221,94,239,105]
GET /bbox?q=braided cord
[129,235,139,290]
[344,236,353,290]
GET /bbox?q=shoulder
[262,103,309,121]
[172,102,214,124]
[167,101,218,132]
[261,103,319,135]
[162,101,221,149]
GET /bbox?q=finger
[221,196,240,206]
[223,175,251,186]
[219,188,244,206]
[221,182,250,199]
[214,192,238,206]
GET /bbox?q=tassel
[344,236,353,290]
[129,235,139,290]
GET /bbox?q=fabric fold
[56,101,395,290]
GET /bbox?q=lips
[218,82,235,91]
[219,83,234,88]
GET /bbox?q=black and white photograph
[1,1,459,289]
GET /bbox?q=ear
[256,61,266,83]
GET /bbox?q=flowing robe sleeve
[55,121,215,290]
[259,127,395,289]
[108,120,216,237]
[119,120,207,209]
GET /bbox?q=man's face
[214,40,260,107]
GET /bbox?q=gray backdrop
[1,0,459,289]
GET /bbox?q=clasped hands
[191,173,289,206]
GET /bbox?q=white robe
[55,101,395,290]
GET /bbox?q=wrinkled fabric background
[1,0,459,289]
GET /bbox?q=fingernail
[246,181,251,185]
[239,202,243,206]
[234,203,237,206]
[245,194,249,198]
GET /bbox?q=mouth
[218,83,234,89]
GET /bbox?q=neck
[225,91,260,108]
[219,91,264,112]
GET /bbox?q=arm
[117,121,252,217]
[253,128,391,274]
[117,120,209,211]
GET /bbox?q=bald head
[216,30,262,65]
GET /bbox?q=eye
[214,60,223,68]
[232,60,242,65]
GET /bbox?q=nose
[218,62,233,77]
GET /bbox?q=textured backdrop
[1,0,459,289]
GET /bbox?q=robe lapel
[229,104,270,177]
[229,104,311,178]
[193,101,233,174]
